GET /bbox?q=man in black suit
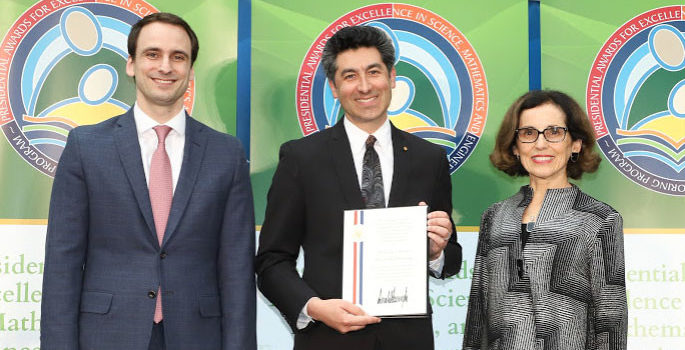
[256,25,461,350]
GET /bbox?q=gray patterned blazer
[463,185,627,350]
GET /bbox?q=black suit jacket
[256,120,461,345]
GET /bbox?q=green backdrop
[540,0,685,228]
[250,0,529,226]
[0,0,239,220]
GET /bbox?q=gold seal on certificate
[341,205,428,317]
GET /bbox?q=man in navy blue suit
[40,12,256,350]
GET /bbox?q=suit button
[160,251,167,259]
[148,291,156,298]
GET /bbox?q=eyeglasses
[515,126,568,143]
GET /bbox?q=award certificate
[342,205,428,317]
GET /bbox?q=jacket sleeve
[463,206,494,350]
[255,142,318,332]
[590,211,627,350]
[432,147,461,278]
[219,139,257,350]
[41,129,89,349]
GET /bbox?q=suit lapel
[388,123,410,207]
[113,110,157,243]
[162,114,207,245]
[330,122,365,209]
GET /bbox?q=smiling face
[328,46,396,134]
[513,102,582,188]
[126,21,194,121]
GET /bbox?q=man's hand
[307,297,381,334]
[419,201,453,260]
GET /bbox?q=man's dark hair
[322,26,395,83]
[127,12,199,65]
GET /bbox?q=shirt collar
[133,103,186,137]
[343,117,392,152]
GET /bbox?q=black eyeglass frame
[515,126,568,143]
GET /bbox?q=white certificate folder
[342,205,428,317]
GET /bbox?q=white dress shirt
[133,103,186,193]
[344,118,443,272]
[297,117,445,329]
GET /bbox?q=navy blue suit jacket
[41,109,256,350]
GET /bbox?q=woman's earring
[570,152,579,162]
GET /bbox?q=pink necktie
[149,125,172,323]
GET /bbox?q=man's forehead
[335,47,384,70]
[337,62,383,74]
[136,22,191,52]
[337,46,382,58]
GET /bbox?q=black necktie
[361,135,385,209]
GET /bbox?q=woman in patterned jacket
[463,90,627,350]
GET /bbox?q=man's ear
[125,56,135,78]
[390,67,396,89]
[328,78,338,99]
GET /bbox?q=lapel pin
[403,146,408,151]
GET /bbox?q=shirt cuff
[429,250,445,276]
[296,298,315,329]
